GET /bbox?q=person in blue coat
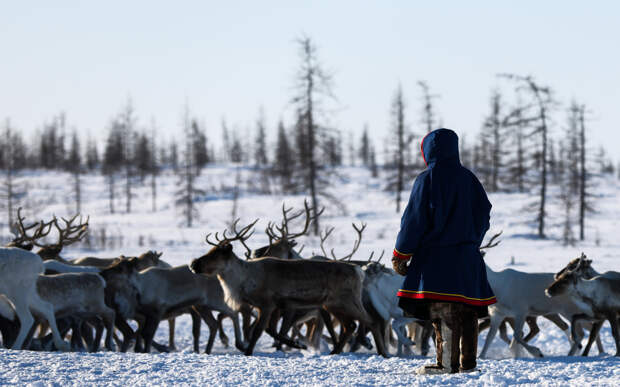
[391,128,496,374]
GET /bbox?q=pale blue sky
[1,1,618,161]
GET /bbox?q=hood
[421,128,460,166]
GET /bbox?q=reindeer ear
[157,252,163,258]
[290,240,298,247]
[224,244,233,252]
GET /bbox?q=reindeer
[547,255,620,356]
[73,251,165,270]
[74,251,182,351]
[0,247,69,350]
[479,234,604,358]
[100,255,247,354]
[190,220,389,357]
[253,202,392,354]
[2,273,117,352]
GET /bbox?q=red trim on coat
[397,291,497,306]
[393,249,412,260]
[420,132,430,166]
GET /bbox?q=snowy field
[1,166,619,386]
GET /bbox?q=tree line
[1,37,618,241]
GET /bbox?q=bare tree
[0,119,27,228]
[175,106,205,227]
[359,125,370,167]
[120,101,136,214]
[386,84,415,212]
[103,119,124,214]
[67,131,83,214]
[150,126,159,212]
[577,104,593,241]
[254,109,269,167]
[481,90,506,192]
[369,143,378,178]
[418,80,439,134]
[291,36,334,234]
[192,120,209,175]
[273,120,295,193]
[560,181,576,247]
[500,74,555,238]
[85,134,99,171]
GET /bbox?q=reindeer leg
[30,295,69,352]
[194,306,218,354]
[369,320,389,358]
[605,312,620,356]
[509,315,543,358]
[542,313,569,347]
[217,313,230,348]
[102,308,116,351]
[523,316,541,343]
[478,317,490,333]
[140,313,162,354]
[582,320,603,356]
[167,318,176,351]
[82,320,96,351]
[265,308,283,349]
[71,318,85,351]
[115,317,135,352]
[569,314,588,355]
[241,305,254,343]
[480,313,502,359]
[319,309,338,347]
[245,307,274,356]
[393,318,414,357]
[190,308,201,353]
[499,318,512,344]
[330,314,356,354]
[275,310,307,350]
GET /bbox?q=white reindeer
[362,262,430,356]
[480,264,597,358]
[0,247,69,350]
[546,257,620,356]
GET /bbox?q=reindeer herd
[0,204,618,361]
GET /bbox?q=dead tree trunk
[578,105,586,241]
[500,74,553,238]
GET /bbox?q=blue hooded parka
[394,128,496,316]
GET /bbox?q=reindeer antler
[266,199,324,242]
[480,231,503,251]
[319,226,335,258]
[205,219,258,258]
[330,222,366,261]
[52,213,90,247]
[11,208,54,248]
[367,250,385,263]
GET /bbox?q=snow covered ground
[1,166,619,386]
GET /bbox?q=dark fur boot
[459,306,479,372]
[417,303,461,375]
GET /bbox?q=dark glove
[392,256,409,276]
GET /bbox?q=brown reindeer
[189,220,388,357]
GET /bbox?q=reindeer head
[190,219,258,276]
[554,253,593,280]
[191,243,235,276]
[546,256,589,297]
[253,239,298,260]
[135,250,163,270]
[256,199,322,260]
